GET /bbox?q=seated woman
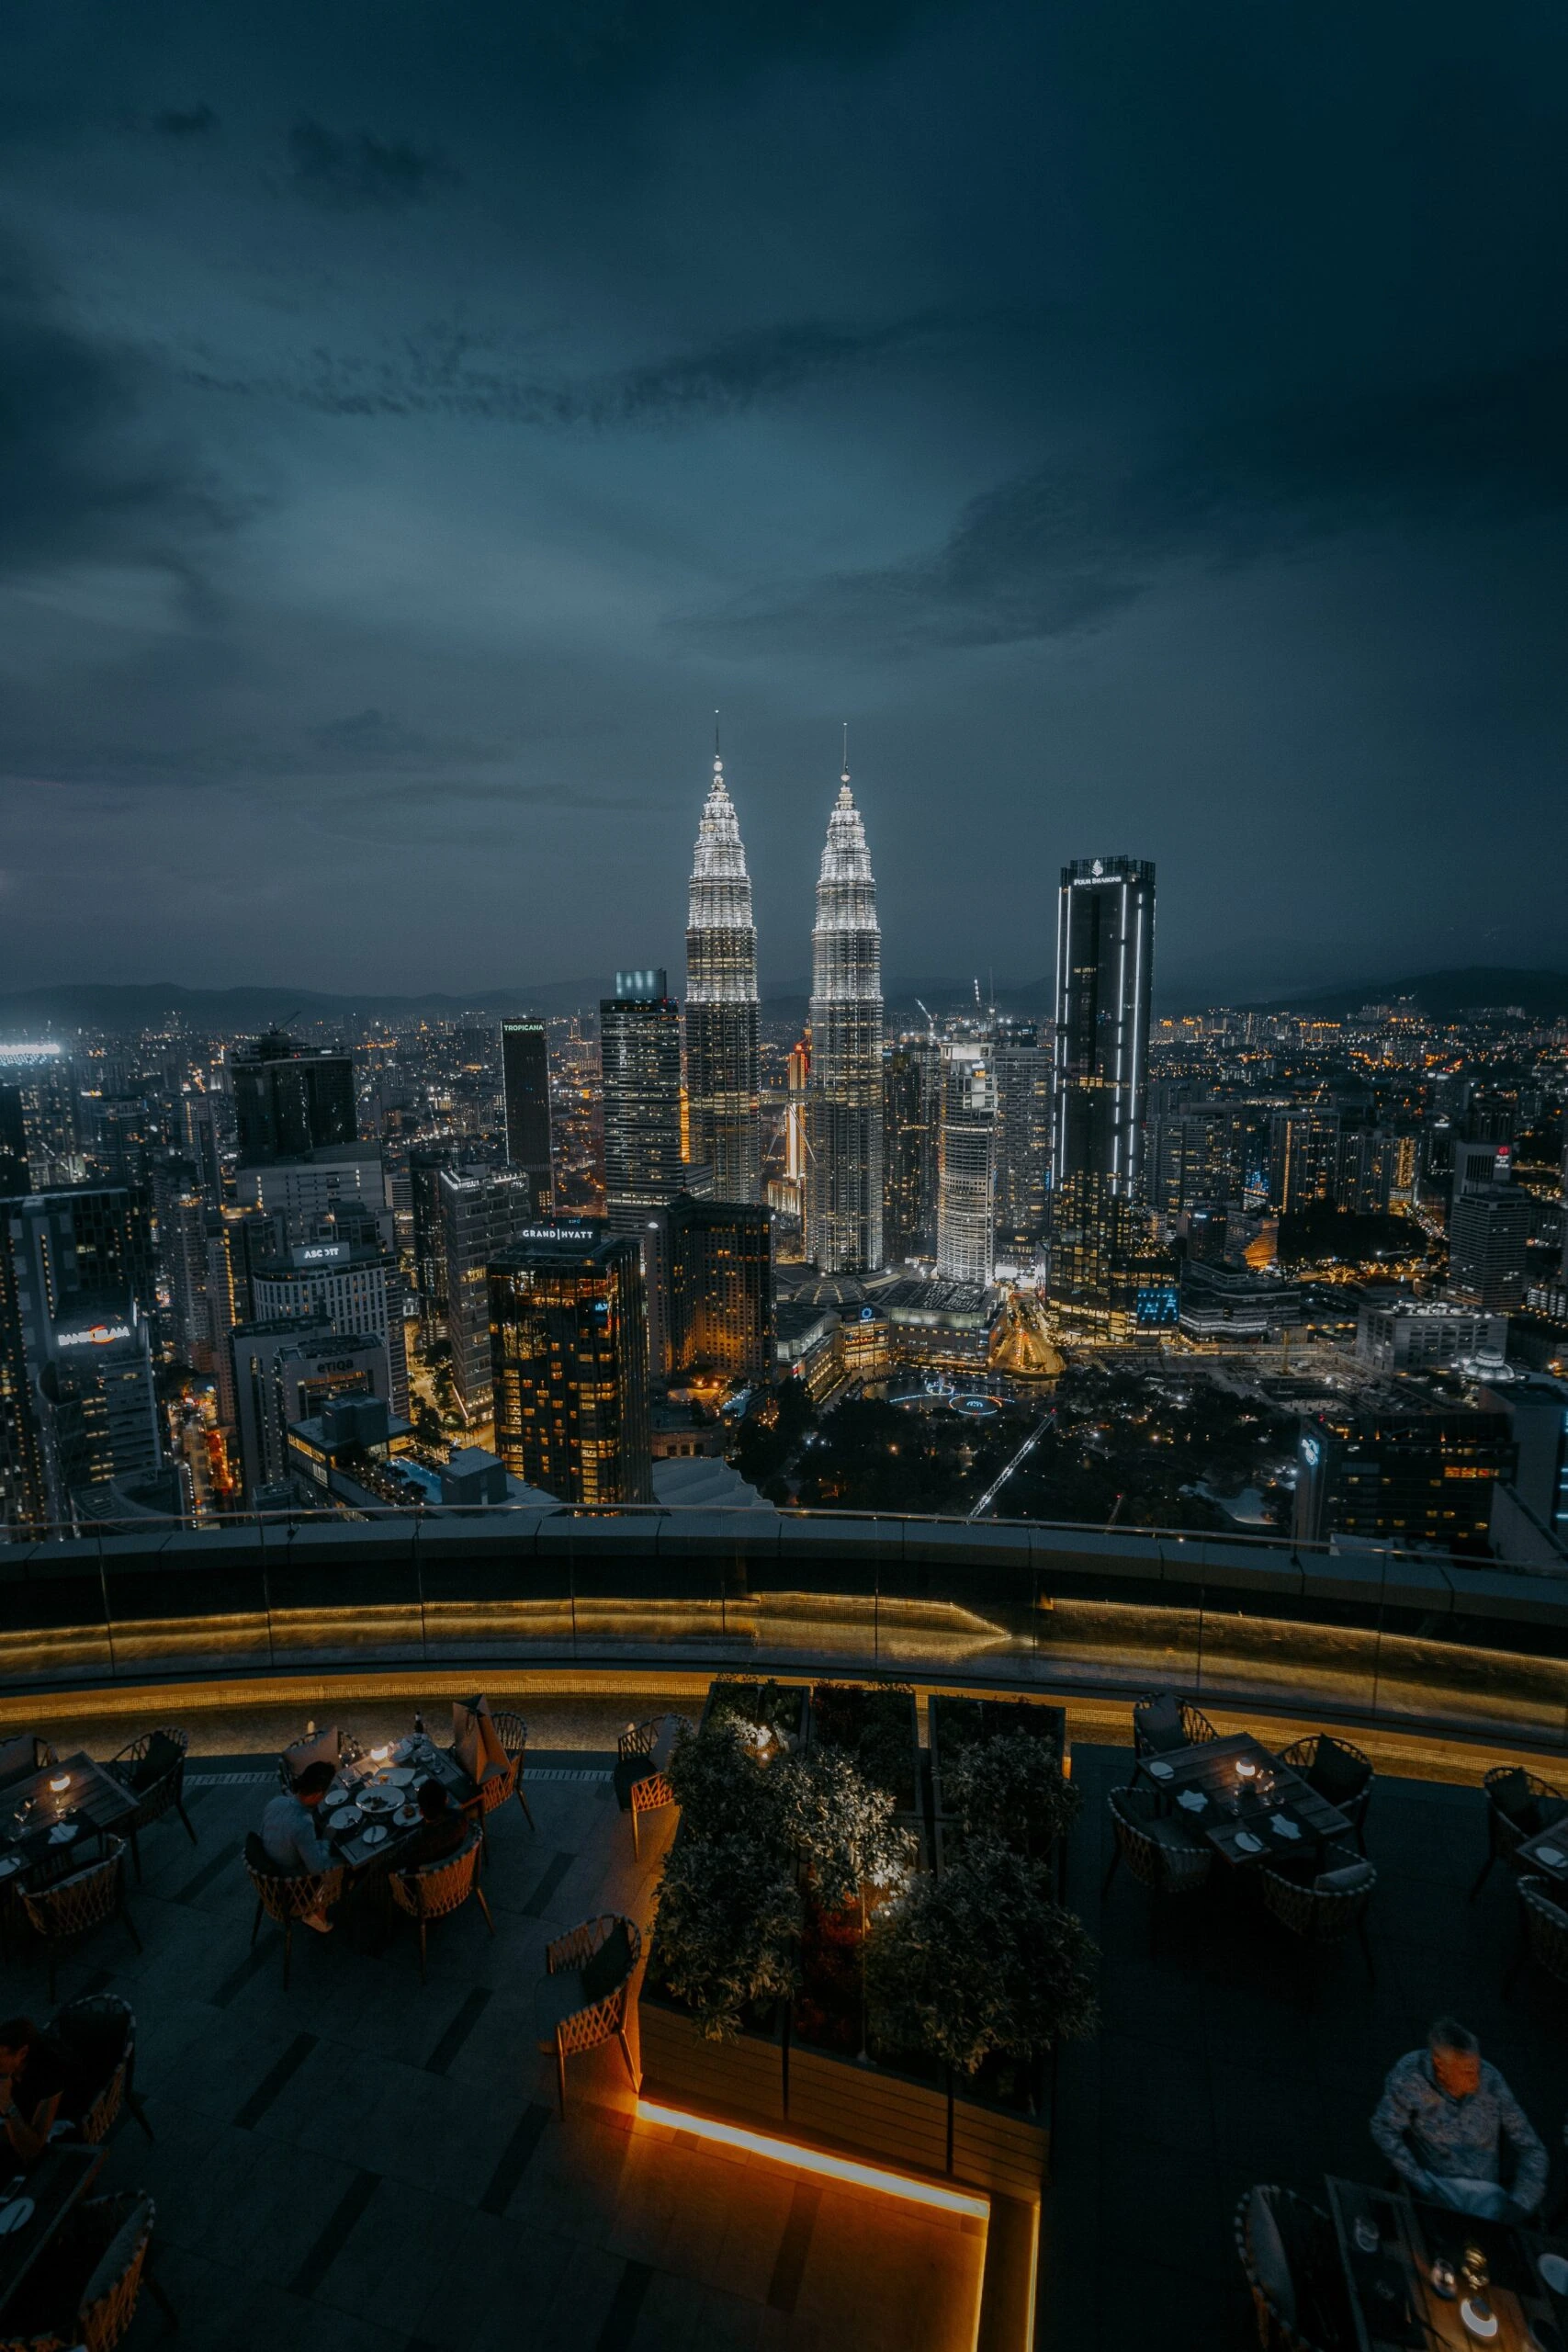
[400,1779,470,1870]
[0,2018,85,2164]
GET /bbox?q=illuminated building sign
[1134,1283,1179,1328]
[1301,1435,1322,1468]
[517,1226,599,1241]
[56,1322,132,1349]
[291,1242,350,1267]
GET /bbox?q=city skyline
[3,1,1565,1002]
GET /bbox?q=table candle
[49,1775,70,1793]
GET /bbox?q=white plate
[1177,1791,1207,1813]
[384,1768,415,1788]
[361,1825,388,1847]
[0,1857,22,1880]
[1148,1760,1174,1781]
[0,2199,35,2236]
[1537,1846,1566,1871]
[394,1804,420,1827]
[1235,1831,1263,1854]
[329,1807,361,1833]
[1540,2253,1568,2295]
[1269,1815,1302,1839]
[48,1823,77,1846]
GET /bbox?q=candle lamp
[49,1775,70,1794]
[370,1746,390,1765]
[1235,1758,1258,1781]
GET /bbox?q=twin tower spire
[683,727,885,1272]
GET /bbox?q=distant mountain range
[0,964,1562,1035]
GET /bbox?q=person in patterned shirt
[1371,2018,1546,2221]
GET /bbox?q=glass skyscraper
[1050,856,1157,1329]
[600,972,684,1233]
[807,760,884,1273]
[490,1225,652,1505]
[501,1019,554,1215]
[684,747,761,1204]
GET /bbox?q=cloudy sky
[2,0,1565,1004]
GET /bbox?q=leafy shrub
[943,1729,1079,1860]
[777,1747,916,1912]
[810,1680,916,1805]
[651,1832,802,2042]
[667,1715,787,1850]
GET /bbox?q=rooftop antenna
[714,707,721,767]
[840,721,850,784]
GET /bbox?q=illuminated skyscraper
[883,1041,939,1263]
[685,741,761,1204]
[601,972,684,1231]
[491,1225,652,1505]
[501,1019,554,1215]
[807,752,884,1272]
[936,1045,996,1286]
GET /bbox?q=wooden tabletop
[0,1752,139,1878]
[1145,1733,1352,1869]
[1329,2175,1568,2352]
[0,2143,104,2318]
[1516,1823,1568,1884]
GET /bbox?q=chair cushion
[1145,1815,1199,1855]
[1314,1860,1374,1894]
[580,1920,633,2005]
[1248,2188,1296,2326]
[534,1972,587,2036]
[1138,1695,1185,1753]
[1490,1768,1537,1826]
[131,1731,182,1792]
[1536,1793,1568,1831]
[77,2198,152,2314]
[1306,1736,1367,1806]
[612,1756,646,1814]
[0,1733,39,1789]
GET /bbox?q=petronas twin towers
[683,740,884,1272]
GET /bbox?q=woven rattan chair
[1506,1874,1568,1997]
[105,1726,197,1883]
[618,1715,690,1858]
[1470,1764,1568,1901]
[475,1710,536,1838]
[1278,1733,1375,1851]
[1103,1785,1213,1951]
[535,1914,641,2117]
[243,1832,344,1992]
[1130,1691,1218,1785]
[389,1829,494,1982]
[21,1838,141,2003]
[0,1733,57,1790]
[51,1992,152,2145]
[1235,2185,1354,2352]
[1258,1840,1375,1980]
[62,2190,169,2352]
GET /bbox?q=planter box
[699,1676,810,1752]
[807,1679,921,1814]
[930,1694,1068,1882]
[638,1987,1048,2199]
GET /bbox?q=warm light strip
[635,2098,990,2220]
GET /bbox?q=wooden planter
[929,1693,1068,1885]
[698,1676,810,1753]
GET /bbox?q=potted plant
[865,1838,1099,2170]
[666,1714,788,1847]
[809,1680,919,1811]
[778,1747,917,2059]
[942,1728,1079,1865]
[649,1830,802,2042]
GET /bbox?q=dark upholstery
[581,1917,632,2005]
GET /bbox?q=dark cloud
[152,106,218,137]
[0,242,231,580]
[696,347,1568,653]
[287,119,462,210]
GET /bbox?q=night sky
[3,0,1565,1005]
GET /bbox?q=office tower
[1449,1152,1532,1315]
[408,1146,457,1335]
[0,1187,163,1530]
[231,1031,357,1162]
[501,1019,554,1214]
[991,1024,1052,1265]
[807,756,884,1272]
[0,1088,28,1196]
[1049,857,1156,1328]
[1269,1109,1341,1213]
[1147,1104,1248,1222]
[205,1205,276,1427]
[1292,1408,1514,1552]
[601,972,685,1230]
[233,1145,390,1245]
[152,1158,211,1370]
[251,1231,410,1418]
[684,744,761,1204]
[936,1046,997,1286]
[181,1088,227,1203]
[664,1194,773,1380]
[0,1044,78,1188]
[437,1166,539,1419]
[230,1316,389,1501]
[491,1225,652,1504]
[883,1042,939,1264]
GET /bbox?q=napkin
[1269,1814,1302,1839]
[1177,1790,1207,1813]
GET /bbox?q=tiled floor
[0,1733,984,2351]
[1043,1743,1568,2347]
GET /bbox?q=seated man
[400,1779,470,1870]
[1372,2018,1547,2221]
[0,2018,85,2164]
[258,1760,338,1935]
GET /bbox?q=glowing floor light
[634,2097,990,2220]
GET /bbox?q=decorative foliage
[778,1748,917,1913]
[667,1715,786,1850]
[944,1730,1079,1860]
[865,1838,1099,2078]
[810,1680,917,1805]
[705,1678,802,1746]
[651,1832,802,2042]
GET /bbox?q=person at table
[1371,2017,1547,2221]
[0,2017,85,2164]
[399,1779,470,1871]
[258,1760,338,1935]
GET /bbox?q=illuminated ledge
[636,2094,989,2218]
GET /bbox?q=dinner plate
[361,1825,388,1847]
[1234,1830,1264,1854]
[329,1806,361,1833]
[0,2199,35,2237]
[385,1768,415,1787]
[48,1823,78,1846]
[394,1804,420,1826]
[359,1789,398,1815]
[1147,1760,1174,1781]
[0,1857,22,1880]
[1540,2253,1568,2295]
[1537,1845,1566,1870]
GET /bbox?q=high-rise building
[1292,1408,1514,1552]
[807,757,884,1272]
[0,1044,78,1189]
[408,1145,457,1336]
[501,1020,554,1214]
[1049,856,1157,1328]
[231,1316,389,1502]
[233,1145,390,1246]
[437,1166,539,1419]
[491,1224,652,1504]
[0,1087,30,1197]
[664,1193,773,1381]
[883,1042,939,1264]
[152,1158,211,1370]
[936,1046,996,1287]
[250,1233,409,1419]
[231,1032,357,1163]
[991,1024,1051,1266]
[601,972,685,1231]
[685,744,761,1204]
[1449,1155,1532,1316]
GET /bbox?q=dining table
[1328,2174,1568,2352]
[0,2144,105,2322]
[321,1732,476,1873]
[0,1752,141,1895]
[1142,1730,1353,1870]
[1514,1820,1568,1888]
